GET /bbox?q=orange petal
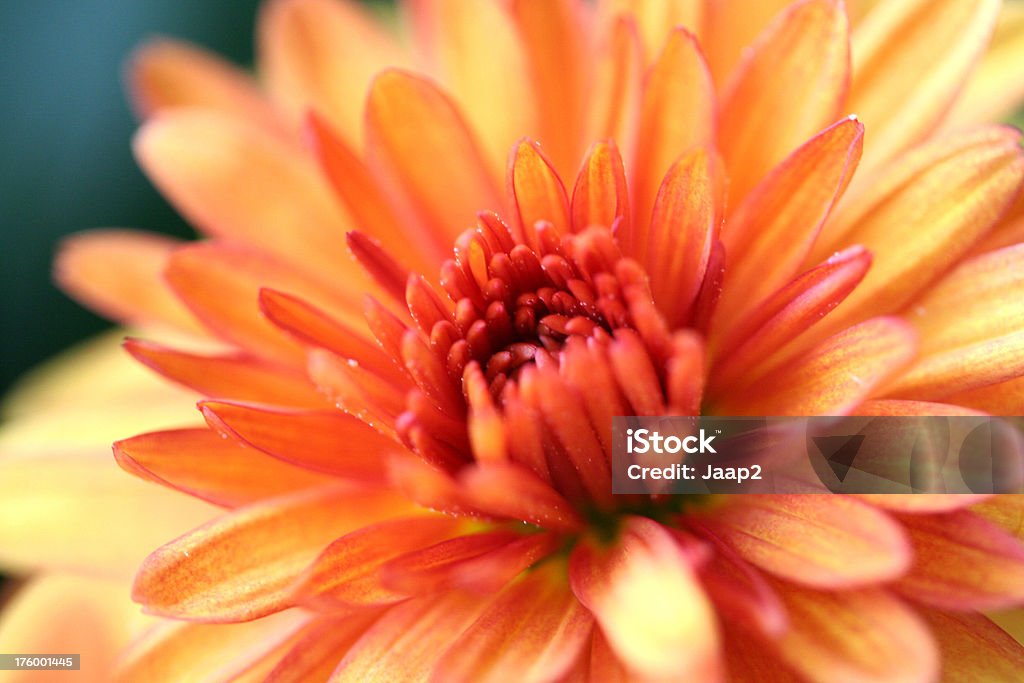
[583,16,643,161]
[884,244,1024,399]
[644,146,719,327]
[330,592,490,682]
[365,70,503,249]
[717,0,850,204]
[292,517,464,608]
[849,0,1001,171]
[459,463,584,532]
[114,610,309,683]
[131,485,416,621]
[511,0,589,177]
[946,375,1024,415]
[767,584,938,683]
[570,140,630,235]
[264,613,382,683]
[716,317,917,416]
[134,110,360,280]
[54,230,204,335]
[599,0,703,65]
[629,28,714,257]
[921,609,1024,681]
[569,517,721,680]
[711,246,872,394]
[697,539,787,638]
[434,559,593,683]
[200,401,391,481]
[716,117,864,329]
[306,113,443,272]
[165,242,367,363]
[693,495,910,588]
[702,0,793,85]
[852,400,989,416]
[0,574,150,683]
[126,38,286,138]
[113,428,331,508]
[855,493,991,514]
[810,127,1024,336]
[972,495,1024,542]
[124,338,326,408]
[510,139,571,246]
[944,2,1024,129]
[381,530,560,596]
[894,509,1024,610]
[258,0,406,141]
[411,0,538,176]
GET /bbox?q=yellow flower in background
[3,0,1024,680]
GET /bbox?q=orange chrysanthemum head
[24,0,1024,680]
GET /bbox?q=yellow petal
[850,0,1001,171]
[921,609,1024,681]
[718,0,850,204]
[599,0,704,65]
[702,0,792,85]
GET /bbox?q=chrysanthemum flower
[4,0,1024,680]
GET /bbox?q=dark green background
[0,1,263,394]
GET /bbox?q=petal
[716,317,917,416]
[600,0,704,65]
[434,560,593,683]
[644,146,719,328]
[124,338,326,408]
[164,242,366,363]
[718,0,850,204]
[510,139,571,246]
[808,127,1024,334]
[711,246,872,394]
[330,592,489,682]
[885,244,1024,399]
[134,110,359,280]
[921,609,1024,681]
[365,70,503,249]
[768,584,938,683]
[411,0,538,176]
[944,2,1024,128]
[692,495,910,588]
[855,492,990,513]
[972,494,1024,542]
[258,0,406,140]
[114,610,309,683]
[629,28,714,255]
[850,0,1000,170]
[114,427,332,508]
[264,613,381,683]
[947,376,1024,414]
[570,140,630,234]
[583,16,643,159]
[894,509,1024,610]
[127,38,286,138]
[0,574,150,683]
[131,485,416,622]
[852,400,989,416]
[200,400,392,481]
[459,463,584,532]
[702,0,792,85]
[54,230,203,335]
[569,517,722,680]
[291,517,464,608]
[0,449,217,578]
[716,117,864,330]
[697,540,788,638]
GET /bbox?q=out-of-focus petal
[767,584,939,683]
[134,110,359,280]
[258,0,406,141]
[920,609,1024,680]
[895,510,1024,610]
[718,0,850,204]
[127,38,287,139]
[433,559,593,683]
[850,0,1001,170]
[459,463,584,532]
[599,0,703,65]
[264,614,381,683]
[365,70,503,248]
[54,230,204,335]
[113,428,332,508]
[972,495,1024,542]
[131,486,416,622]
[702,0,792,85]
[569,517,721,680]
[692,495,910,588]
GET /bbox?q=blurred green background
[0,1,263,395]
